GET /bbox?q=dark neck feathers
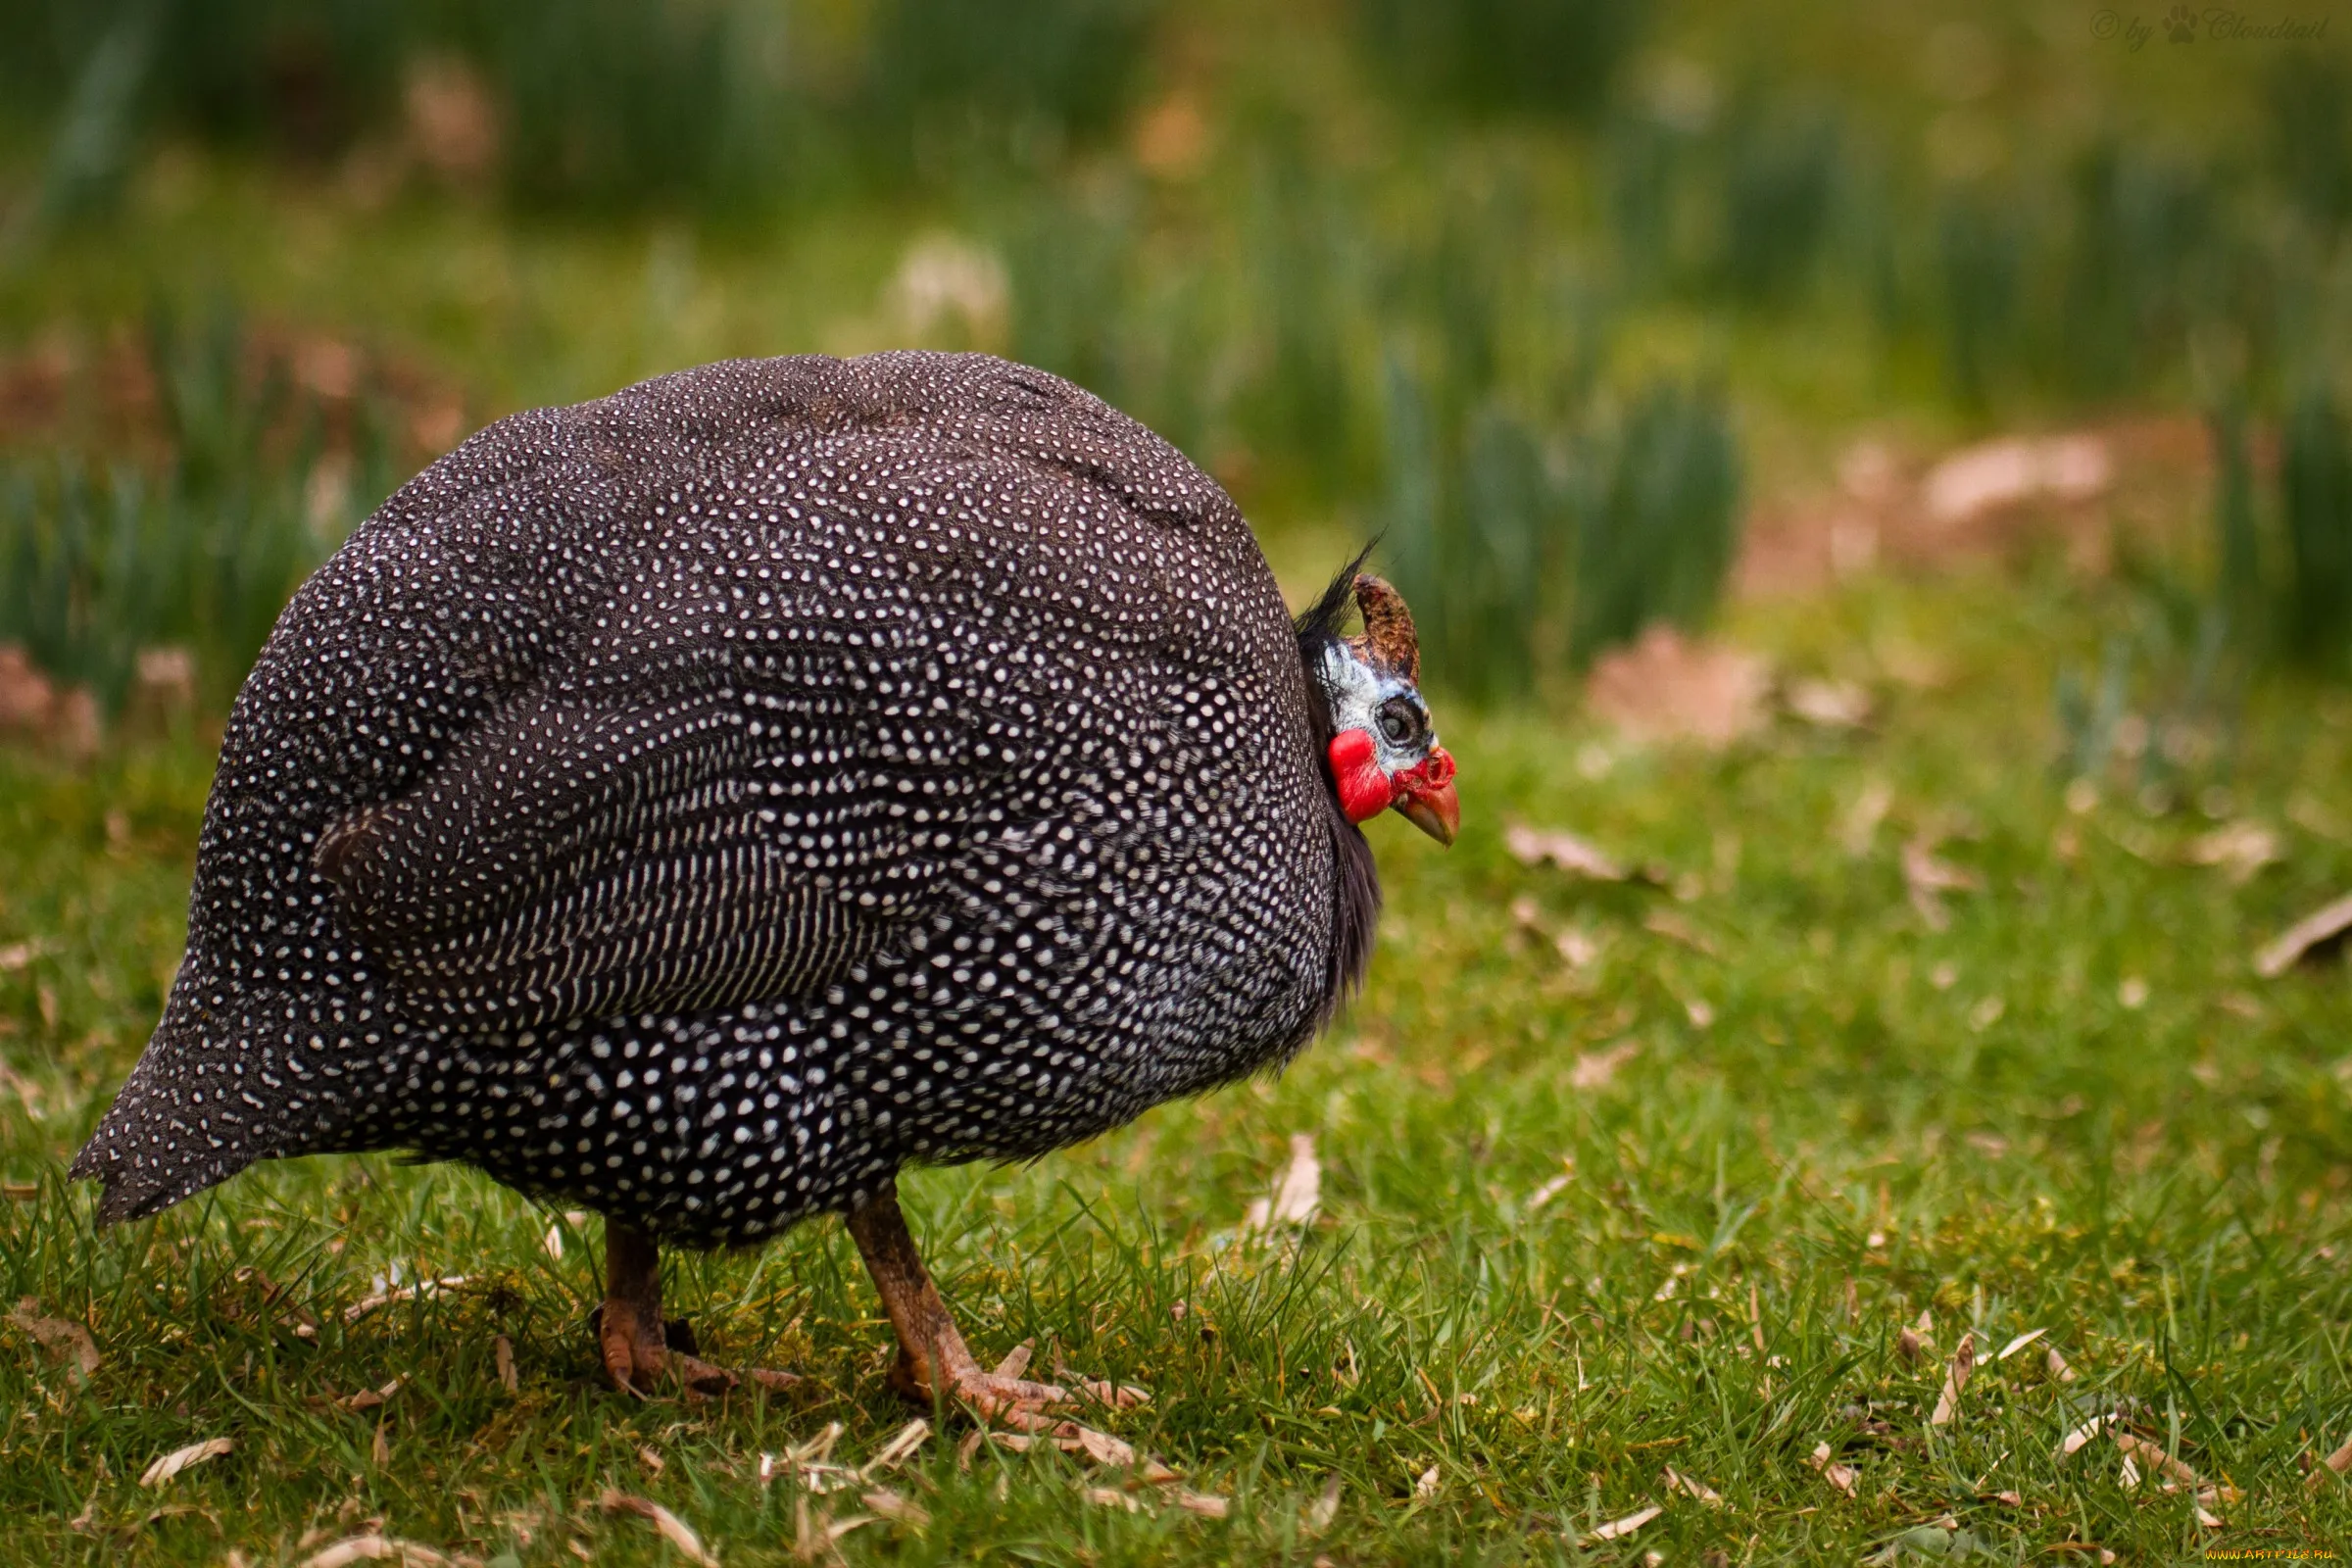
[1295,553,1383,1025]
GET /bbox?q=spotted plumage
[74,352,1454,1269]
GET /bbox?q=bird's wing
[298,349,1243,1034]
[312,652,938,1030]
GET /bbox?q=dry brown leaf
[494,1334,516,1392]
[1176,1490,1230,1519]
[370,1424,391,1467]
[298,1537,450,1568]
[0,645,52,734]
[859,1488,929,1528]
[343,1275,469,1323]
[1663,1465,1723,1505]
[2307,1435,2352,1491]
[51,689,98,758]
[1304,1474,1342,1533]
[1243,1133,1319,1234]
[992,1341,1033,1380]
[2194,1503,2224,1528]
[1586,627,1771,751]
[2046,1346,2078,1383]
[403,56,501,184]
[1067,1425,1136,1469]
[788,1495,871,1563]
[601,1491,717,1567]
[2255,892,2352,978]
[340,1377,404,1413]
[1809,1442,1858,1496]
[1894,1327,1926,1365]
[1993,1328,2045,1361]
[0,646,100,757]
[1413,1463,1441,1499]
[0,1061,45,1120]
[2186,821,2280,884]
[1902,838,1982,932]
[1786,677,1873,730]
[1554,926,1603,967]
[1568,1041,1640,1092]
[1526,1164,1575,1211]
[9,1299,99,1376]
[1504,823,1627,881]
[1921,434,2110,524]
[1133,92,1208,178]
[1081,1486,1141,1512]
[2058,1415,2111,1456]
[1642,909,1718,955]
[1840,778,1893,857]
[863,1419,930,1476]
[2113,1431,2201,1489]
[767,1421,847,1494]
[1584,1503,1661,1544]
[1930,1332,1975,1426]
[139,1437,232,1487]
[127,645,196,726]
[638,1446,665,1477]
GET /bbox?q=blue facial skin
[1317,641,1441,777]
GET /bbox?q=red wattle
[1397,745,1455,793]
[1329,728,1393,823]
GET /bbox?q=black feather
[1290,544,1383,1034]
[71,353,1399,1246]
[1293,543,1377,683]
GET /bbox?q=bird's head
[1298,564,1459,847]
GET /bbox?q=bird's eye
[1377,700,1422,747]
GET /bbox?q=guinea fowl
[72,351,1458,1412]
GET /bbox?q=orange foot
[598,1221,801,1399]
[848,1188,1150,1431]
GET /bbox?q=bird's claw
[597,1300,799,1399]
[949,1370,1076,1431]
[920,1348,1149,1429]
[597,1298,663,1397]
[642,1352,802,1402]
[1077,1377,1152,1410]
[1038,1341,1149,1410]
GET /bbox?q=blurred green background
[2,0,2348,718]
[10,9,2352,1560]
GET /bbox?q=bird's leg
[846,1182,1068,1426]
[599,1219,671,1396]
[846,1182,1146,1428]
[598,1218,785,1398]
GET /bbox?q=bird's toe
[595,1300,665,1397]
[958,1373,1072,1430]
[1077,1377,1152,1409]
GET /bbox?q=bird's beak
[1393,747,1458,847]
[1396,786,1458,846]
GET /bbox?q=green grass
[5,564,2352,1564]
[6,2,2351,1559]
